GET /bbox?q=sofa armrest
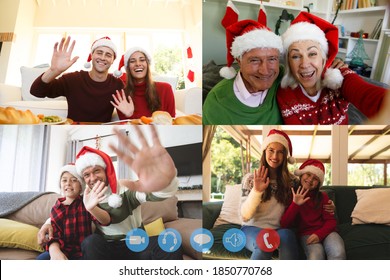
[0,83,22,104]
[202,201,223,230]
[164,218,202,260]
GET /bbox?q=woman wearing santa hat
[110,47,176,120]
[277,12,387,125]
[281,159,346,260]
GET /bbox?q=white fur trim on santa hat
[91,38,117,58]
[84,61,91,69]
[231,29,283,59]
[75,152,107,176]
[124,47,152,68]
[59,165,85,192]
[262,134,295,164]
[282,22,328,55]
[322,67,344,90]
[108,193,123,208]
[220,66,237,79]
[294,165,324,186]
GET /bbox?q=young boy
[36,164,110,260]
[280,159,346,260]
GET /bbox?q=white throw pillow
[20,66,65,101]
[351,188,390,225]
[154,74,178,92]
[213,184,243,227]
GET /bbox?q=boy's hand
[306,234,320,245]
[37,223,53,247]
[83,181,108,211]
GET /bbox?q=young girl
[280,159,346,260]
[240,129,300,260]
[111,47,176,119]
[36,164,110,260]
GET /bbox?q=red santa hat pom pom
[108,193,123,208]
[294,159,325,186]
[113,55,125,78]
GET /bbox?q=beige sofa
[0,192,201,260]
[0,66,202,119]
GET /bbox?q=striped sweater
[96,176,178,241]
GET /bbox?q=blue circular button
[158,228,182,253]
[223,228,246,252]
[190,228,214,253]
[125,228,149,252]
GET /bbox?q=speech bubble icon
[193,233,211,246]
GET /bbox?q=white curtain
[66,139,83,164]
[0,125,50,192]
[116,128,133,180]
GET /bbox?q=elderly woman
[277,12,387,125]
[111,47,176,120]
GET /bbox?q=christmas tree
[346,32,370,67]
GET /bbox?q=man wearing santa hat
[38,126,183,260]
[203,1,284,125]
[30,36,124,122]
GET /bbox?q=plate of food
[38,115,67,125]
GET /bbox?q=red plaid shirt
[47,196,96,259]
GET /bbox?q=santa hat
[261,129,295,164]
[281,12,343,90]
[75,146,122,208]
[294,159,325,186]
[220,0,283,79]
[114,46,152,78]
[84,36,118,69]
[59,163,85,192]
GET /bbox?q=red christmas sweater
[277,69,386,124]
[280,191,336,241]
[118,81,176,119]
[31,71,124,122]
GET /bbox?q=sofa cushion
[6,193,60,228]
[0,219,43,252]
[351,188,390,225]
[20,66,65,101]
[144,217,165,237]
[141,196,178,225]
[213,185,242,227]
[338,223,390,259]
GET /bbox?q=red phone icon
[256,229,280,252]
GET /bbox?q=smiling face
[127,51,149,83]
[91,46,115,74]
[238,48,280,93]
[60,172,82,199]
[287,40,325,95]
[300,172,320,191]
[81,165,107,189]
[265,142,285,169]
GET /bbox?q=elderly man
[30,36,124,122]
[38,126,182,260]
[203,1,284,125]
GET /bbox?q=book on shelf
[370,18,383,39]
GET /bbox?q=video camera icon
[223,228,246,252]
[125,228,149,252]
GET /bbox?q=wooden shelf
[337,6,387,14]
[231,0,303,11]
